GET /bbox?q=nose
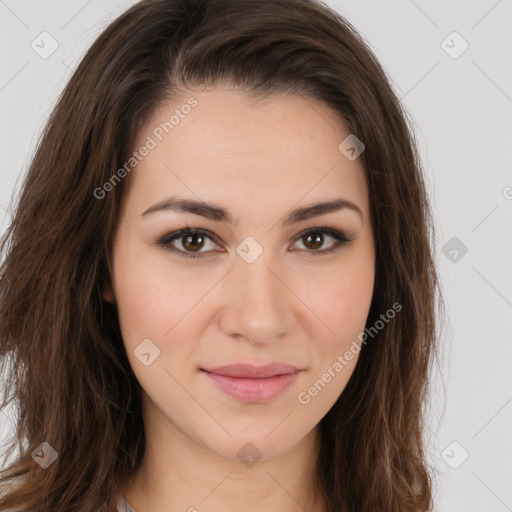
[217,249,295,345]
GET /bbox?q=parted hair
[0,0,444,510]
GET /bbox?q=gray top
[116,492,445,512]
[117,493,137,512]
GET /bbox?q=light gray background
[0,1,511,511]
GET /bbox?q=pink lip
[201,363,302,403]
[204,363,300,378]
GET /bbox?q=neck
[119,408,327,512]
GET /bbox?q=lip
[204,363,301,378]
[201,363,302,403]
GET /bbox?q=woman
[0,0,444,510]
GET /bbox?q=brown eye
[156,226,352,260]
[156,228,220,259]
[302,232,325,251]
[292,228,351,255]
[181,233,206,252]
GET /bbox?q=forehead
[125,87,370,222]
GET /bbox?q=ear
[102,282,115,303]
[101,254,115,303]
[101,268,115,303]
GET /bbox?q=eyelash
[154,225,353,259]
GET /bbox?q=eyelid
[155,226,222,248]
[154,225,353,259]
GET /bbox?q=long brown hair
[0,0,445,510]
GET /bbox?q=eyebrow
[141,196,363,225]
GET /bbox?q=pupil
[306,233,323,250]
[183,234,204,252]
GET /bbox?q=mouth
[200,363,303,403]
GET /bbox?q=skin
[103,87,375,512]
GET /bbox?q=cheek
[111,252,200,390]
[333,272,374,335]
[111,239,180,342]
[298,258,374,345]
[294,269,373,412]
[111,241,214,371]
[294,258,374,401]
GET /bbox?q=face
[103,87,375,463]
